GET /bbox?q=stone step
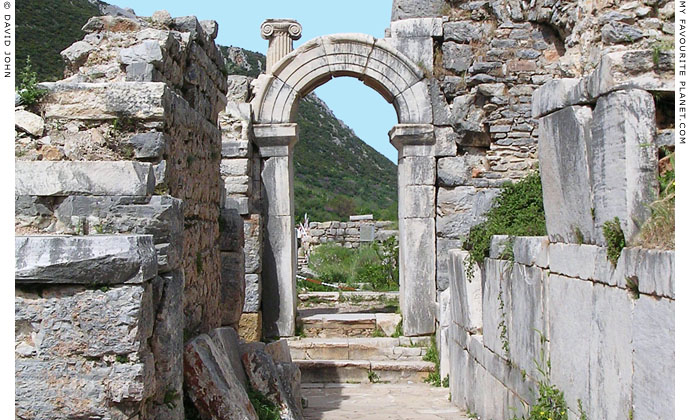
[298,312,401,338]
[295,359,435,384]
[288,337,429,361]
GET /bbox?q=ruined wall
[14,11,244,419]
[445,241,674,420]
[302,220,398,248]
[219,75,266,341]
[387,0,674,298]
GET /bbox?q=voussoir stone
[15,235,157,284]
[15,161,156,197]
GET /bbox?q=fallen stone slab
[184,335,258,420]
[241,343,302,420]
[16,161,156,197]
[209,327,248,389]
[15,235,157,284]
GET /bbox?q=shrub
[16,56,46,106]
[633,150,674,249]
[602,217,625,266]
[463,172,546,273]
[247,388,281,420]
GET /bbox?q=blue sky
[113,1,399,162]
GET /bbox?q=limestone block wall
[14,12,245,420]
[15,235,165,419]
[16,12,231,336]
[444,240,674,420]
[387,0,674,301]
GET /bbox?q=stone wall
[387,0,674,302]
[303,220,398,248]
[444,240,674,420]
[14,11,250,420]
[219,75,266,341]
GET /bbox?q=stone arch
[252,33,436,338]
[251,33,432,125]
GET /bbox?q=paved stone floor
[302,383,468,419]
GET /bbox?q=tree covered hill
[16,1,399,222]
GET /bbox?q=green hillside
[221,47,398,222]
[17,0,102,83]
[16,0,398,222]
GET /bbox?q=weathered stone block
[391,0,446,20]
[436,238,464,291]
[15,283,153,359]
[588,284,633,420]
[443,21,485,43]
[532,78,590,118]
[244,214,263,274]
[442,42,473,73]
[262,215,296,337]
[437,157,470,187]
[209,327,248,389]
[16,358,155,420]
[448,250,482,334]
[243,274,262,313]
[509,264,546,380]
[240,312,263,342]
[220,252,245,328]
[482,259,512,357]
[16,161,156,197]
[222,140,251,158]
[391,17,443,37]
[241,344,301,420]
[15,109,45,137]
[631,295,674,420]
[399,185,435,218]
[399,217,436,335]
[127,132,167,159]
[16,235,157,285]
[119,40,163,66]
[184,335,258,420]
[398,156,436,186]
[539,105,595,244]
[591,90,657,244]
[547,274,593,412]
[219,208,244,252]
[618,247,674,298]
[512,236,549,268]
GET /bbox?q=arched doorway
[252,33,436,338]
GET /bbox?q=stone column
[261,19,302,73]
[254,123,298,337]
[390,124,437,336]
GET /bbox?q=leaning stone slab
[241,344,302,420]
[587,50,674,99]
[16,161,155,197]
[184,335,258,420]
[15,235,157,284]
[209,327,248,389]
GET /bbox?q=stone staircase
[290,291,435,384]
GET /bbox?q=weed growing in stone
[372,327,386,338]
[602,217,625,266]
[247,387,281,420]
[367,370,380,383]
[463,172,546,278]
[633,149,674,249]
[625,276,640,300]
[423,334,444,387]
[497,290,510,360]
[510,330,572,420]
[391,320,403,338]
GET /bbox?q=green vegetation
[391,320,403,338]
[16,56,47,106]
[463,172,546,273]
[626,276,640,300]
[497,290,510,360]
[511,331,570,420]
[371,327,386,337]
[602,217,625,266]
[221,46,266,78]
[307,238,399,291]
[367,370,381,383]
[247,388,281,420]
[633,149,675,249]
[294,95,398,222]
[423,334,447,387]
[17,0,102,84]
